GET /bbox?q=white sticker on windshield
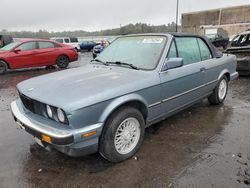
[142,38,163,44]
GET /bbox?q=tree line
[1,22,177,38]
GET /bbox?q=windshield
[0,42,21,51]
[95,36,167,70]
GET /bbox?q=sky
[0,0,249,32]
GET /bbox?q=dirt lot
[0,52,249,188]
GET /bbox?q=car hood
[0,50,9,54]
[17,64,157,112]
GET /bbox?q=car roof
[15,38,56,43]
[51,37,77,39]
[122,32,202,38]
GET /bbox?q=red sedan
[0,39,78,74]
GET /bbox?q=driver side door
[10,41,38,68]
[159,37,205,115]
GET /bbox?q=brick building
[181,4,250,38]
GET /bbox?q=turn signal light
[82,131,97,138]
[42,134,52,144]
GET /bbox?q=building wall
[182,4,250,38]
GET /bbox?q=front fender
[99,93,148,123]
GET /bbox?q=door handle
[200,67,206,72]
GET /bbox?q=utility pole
[176,0,179,32]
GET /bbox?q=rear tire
[0,60,8,74]
[208,75,228,105]
[99,106,145,163]
[56,55,69,69]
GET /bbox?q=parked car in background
[226,30,250,75]
[92,40,109,59]
[51,37,80,52]
[0,34,13,48]
[204,28,229,50]
[79,41,96,51]
[11,33,238,163]
[0,39,78,74]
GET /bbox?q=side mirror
[162,57,183,71]
[13,49,21,53]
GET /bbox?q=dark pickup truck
[0,34,13,48]
[226,30,250,76]
[204,28,229,50]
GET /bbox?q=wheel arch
[218,69,230,81]
[0,59,10,69]
[99,94,149,126]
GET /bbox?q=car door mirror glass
[162,57,183,71]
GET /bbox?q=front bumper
[230,72,239,80]
[11,100,103,156]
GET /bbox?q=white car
[51,37,80,51]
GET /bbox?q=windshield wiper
[106,61,139,70]
[91,59,108,65]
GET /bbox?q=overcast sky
[1,0,249,32]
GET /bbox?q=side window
[175,37,201,65]
[55,39,63,43]
[197,38,212,61]
[64,38,70,43]
[167,41,177,58]
[38,42,55,49]
[70,37,78,43]
[18,42,37,51]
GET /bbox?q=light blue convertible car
[11,33,238,162]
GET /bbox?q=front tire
[56,55,69,69]
[208,75,228,105]
[0,60,8,74]
[99,106,145,163]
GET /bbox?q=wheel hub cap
[114,117,141,155]
[218,79,227,100]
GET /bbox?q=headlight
[57,108,65,123]
[46,105,53,118]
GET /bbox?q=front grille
[19,93,45,116]
[20,94,35,113]
[18,92,69,125]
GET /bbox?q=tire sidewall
[0,60,7,74]
[99,107,145,162]
[57,55,69,69]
